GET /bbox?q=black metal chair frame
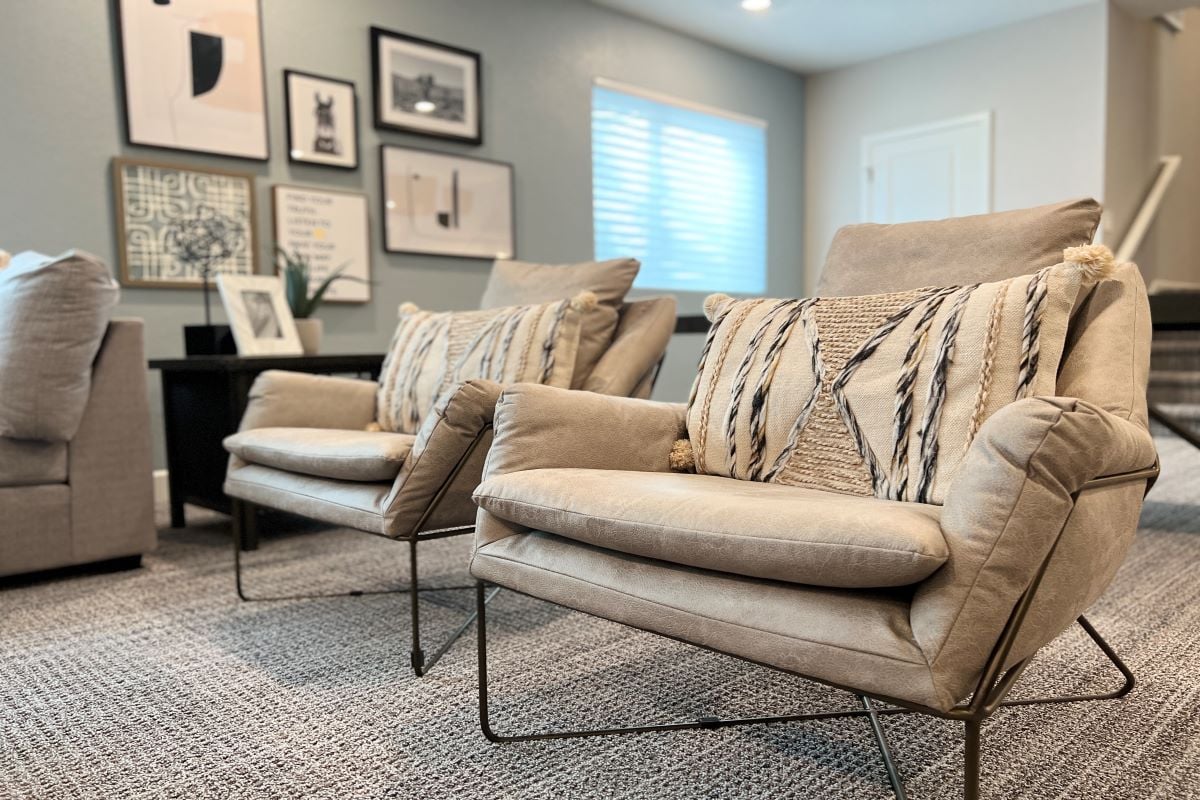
[230,425,498,677]
[475,463,1159,799]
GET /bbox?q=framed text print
[272,185,371,303]
[116,0,269,160]
[381,146,514,260]
[371,27,482,145]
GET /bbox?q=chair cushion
[686,246,1115,504]
[815,198,1101,297]
[473,469,949,588]
[0,250,118,441]
[374,295,596,434]
[223,427,415,482]
[0,437,67,485]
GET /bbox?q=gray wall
[0,0,805,469]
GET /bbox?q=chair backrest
[582,296,677,398]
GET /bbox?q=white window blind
[591,81,767,294]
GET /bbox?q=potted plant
[276,247,363,355]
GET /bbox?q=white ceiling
[590,0,1100,73]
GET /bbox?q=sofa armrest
[382,379,503,537]
[238,370,378,432]
[911,396,1157,709]
[482,383,687,480]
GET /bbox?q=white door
[861,112,992,224]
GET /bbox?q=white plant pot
[294,318,323,355]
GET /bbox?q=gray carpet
[3,437,1200,799]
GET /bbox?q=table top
[149,353,386,372]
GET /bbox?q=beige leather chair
[223,287,675,675]
[468,202,1159,798]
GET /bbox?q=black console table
[149,354,385,542]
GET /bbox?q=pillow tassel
[1062,244,1116,285]
[669,438,696,472]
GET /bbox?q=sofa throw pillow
[683,246,1117,505]
[376,292,595,434]
[0,250,118,442]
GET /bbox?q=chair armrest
[238,370,378,432]
[911,396,1157,709]
[482,383,688,480]
[382,379,503,537]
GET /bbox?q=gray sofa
[0,251,155,578]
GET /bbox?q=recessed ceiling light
[741,0,771,11]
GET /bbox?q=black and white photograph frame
[380,145,515,260]
[284,70,359,170]
[370,27,483,145]
[115,0,270,161]
[272,184,371,303]
[216,274,303,356]
[112,157,258,289]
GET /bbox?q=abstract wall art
[112,157,257,289]
[380,145,514,260]
[371,27,482,144]
[116,0,269,160]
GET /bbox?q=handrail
[1116,154,1182,263]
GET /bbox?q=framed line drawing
[380,145,514,260]
[272,184,371,303]
[370,26,482,145]
[112,157,258,289]
[284,69,359,170]
[115,0,270,161]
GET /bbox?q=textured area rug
[2,437,1199,799]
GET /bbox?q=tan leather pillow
[686,246,1117,505]
[480,258,639,388]
[816,198,1101,297]
[377,294,595,434]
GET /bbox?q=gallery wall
[0,0,806,469]
[802,3,1108,293]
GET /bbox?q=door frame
[860,111,993,223]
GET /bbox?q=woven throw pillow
[683,246,1117,505]
[376,292,595,434]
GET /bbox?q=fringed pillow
[375,292,597,434]
[682,245,1118,505]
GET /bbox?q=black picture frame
[112,0,271,162]
[283,69,360,170]
[370,26,484,146]
[378,144,515,259]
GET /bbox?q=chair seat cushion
[473,469,948,588]
[223,427,415,482]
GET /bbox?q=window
[591,80,767,294]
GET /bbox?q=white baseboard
[153,469,169,508]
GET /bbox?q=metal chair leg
[963,720,982,800]
[860,695,908,800]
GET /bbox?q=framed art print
[113,157,257,289]
[116,0,269,160]
[272,184,371,303]
[381,145,514,259]
[370,27,482,144]
[216,274,303,356]
[284,70,359,170]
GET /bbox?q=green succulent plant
[275,246,366,319]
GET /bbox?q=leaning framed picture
[272,184,371,303]
[216,274,303,356]
[112,157,258,289]
[284,70,359,170]
[370,26,482,144]
[115,0,269,160]
[380,145,515,259]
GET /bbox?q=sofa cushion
[375,295,595,434]
[474,469,948,588]
[223,428,415,482]
[481,258,640,388]
[0,250,118,441]
[0,437,67,485]
[816,198,1101,297]
[686,246,1116,505]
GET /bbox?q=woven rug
[2,436,1199,799]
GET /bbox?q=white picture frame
[272,185,371,303]
[381,145,515,260]
[216,274,303,356]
